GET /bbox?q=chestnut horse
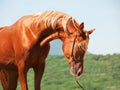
[0,11,94,90]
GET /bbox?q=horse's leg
[0,70,18,90]
[33,62,45,90]
[18,61,28,90]
[7,70,18,90]
[0,70,8,90]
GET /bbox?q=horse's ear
[79,22,84,30]
[88,28,95,34]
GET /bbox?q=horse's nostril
[77,71,81,76]
[70,67,83,77]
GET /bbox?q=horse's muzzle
[70,66,83,77]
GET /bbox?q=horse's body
[0,11,94,90]
[0,15,50,90]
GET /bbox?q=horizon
[0,0,120,55]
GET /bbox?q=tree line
[85,53,120,61]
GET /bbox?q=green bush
[0,54,120,90]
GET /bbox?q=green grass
[0,54,120,90]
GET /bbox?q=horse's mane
[0,27,4,30]
[35,11,72,29]
[22,11,76,32]
[0,27,5,33]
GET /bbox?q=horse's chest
[25,44,50,67]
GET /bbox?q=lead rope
[71,33,85,90]
[74,77,86,90]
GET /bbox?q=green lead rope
[75,77,86,90]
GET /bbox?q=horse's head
[62,20,94,77]
[37,12,94,77]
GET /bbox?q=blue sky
[0,0,120,54]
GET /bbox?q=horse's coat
[0,11,94,90]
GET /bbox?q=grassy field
[0,54,120,90]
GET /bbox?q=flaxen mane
[21,11,76,33]
[34,11,72,30]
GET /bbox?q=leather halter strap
[70,33,77,63]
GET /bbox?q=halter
[69,33,77,63]
[70,33,86,90]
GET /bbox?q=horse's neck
[38,27,65,47]
[22,15,69,47]
[33,20,71,47]
[40,31,61,46]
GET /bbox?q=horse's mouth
[70,67,83,78]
